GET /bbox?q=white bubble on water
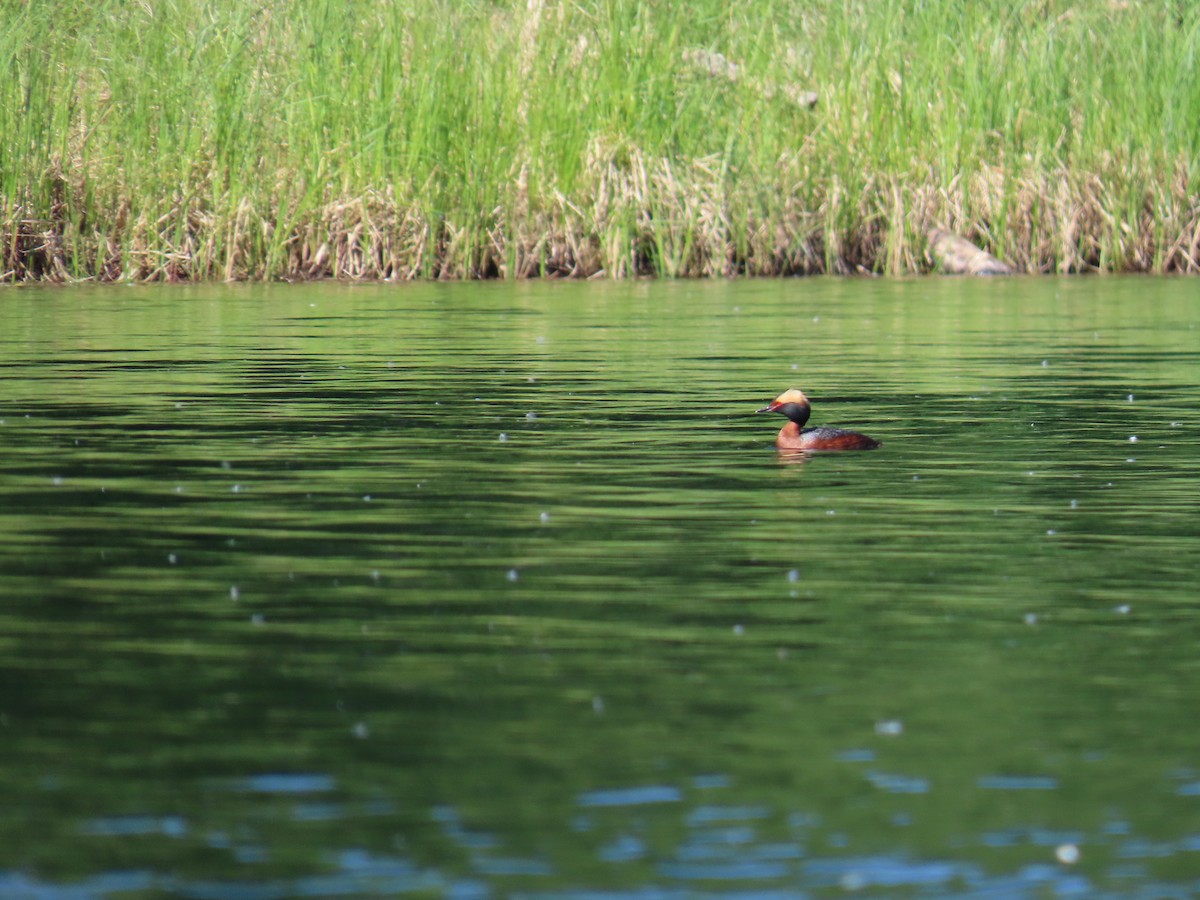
[1055,843,1080,865]
[1024,613,1038,625]
[1128,435,1138,443]
[787,569,800,583]
[230,586,240,601]
[539,512,551,523]
[498,433,508,442]
[506,568,519,582]
[875,720,903,736]
[732,624,745,636]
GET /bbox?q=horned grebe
[757,388,881,451]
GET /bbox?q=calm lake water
[0,277,1198,898]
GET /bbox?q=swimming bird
[757,388,881,451]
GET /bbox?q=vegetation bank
[4,0,1199,281]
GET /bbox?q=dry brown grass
[6,146,1200,282]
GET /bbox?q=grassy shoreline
[4,0,1200,282]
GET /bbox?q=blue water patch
[291,802,344,821]
[961,865,1092,897]
[678,835,757,860]
[79,815,188,838]
[749,843,805,861]
[362,798,396,816]
[0,870,157,898]
[599,834,646,862]
[207,831,232,849]
[234,773,336,794]
[429,805,499,849]
[686,805,770,825]
[657,859,792,880]
[980,829,1021,848]
[1176,780,1200,796]
[672,836,802,865]
[172,882,293,900]
[788,812,820,829]
[513,891,810,900]
[510,890,693,900]
[1117,838,1177,859]
[866,771,929,794]
[322,848,488,898]
[445,882,492,900]
[1011,863,1092,895]
[834,749,875,763]
[335,847,422,875]
[1028,828,1085,847]
[977,775,1058,790]
[444,825,499,850]
[578,785,682,807]
[233,845,269,864]
[803,854,969,888]
[472,855,553,876]
[181,872,485,900]
[692,773,732,789]
[682,826,758,849]
[980,827,1084,848]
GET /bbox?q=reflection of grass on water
[3,0,1200,282]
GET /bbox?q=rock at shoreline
[927,229,1013,275]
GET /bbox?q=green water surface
[0,278,1197,898]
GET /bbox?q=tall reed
[3,0,1200,280]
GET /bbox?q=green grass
[3,0,1200,280]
